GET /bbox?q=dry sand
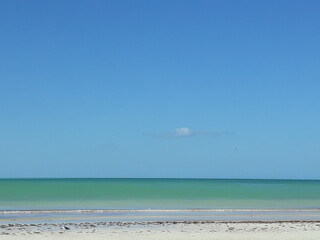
[1,221,320,240]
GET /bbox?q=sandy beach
[1,220,320,240]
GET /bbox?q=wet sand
[2,209,320,223]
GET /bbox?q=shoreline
[2,219,320,225]
[1,208,320,213]
[1,208,320,225]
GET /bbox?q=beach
[1,220,320,240]
[1,209,320,240]
[2,0,319,239]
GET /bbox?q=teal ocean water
[0,178,320,211]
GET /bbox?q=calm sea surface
[0,178,320,211]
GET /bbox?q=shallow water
[0,178,320,210]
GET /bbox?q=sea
[1,178,320,223]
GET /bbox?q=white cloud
[146,127,231,139]
[175,128,191,137]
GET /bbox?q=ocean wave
[1,208,319,215]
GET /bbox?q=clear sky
[1,0,319,179]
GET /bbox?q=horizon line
[0,177,319,181]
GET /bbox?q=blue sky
[0,0,319,179]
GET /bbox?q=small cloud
[146,128,232,139]
[174,128,192,137]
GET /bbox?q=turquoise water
[0,178,319,211]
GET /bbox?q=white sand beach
[1,221,320,240]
